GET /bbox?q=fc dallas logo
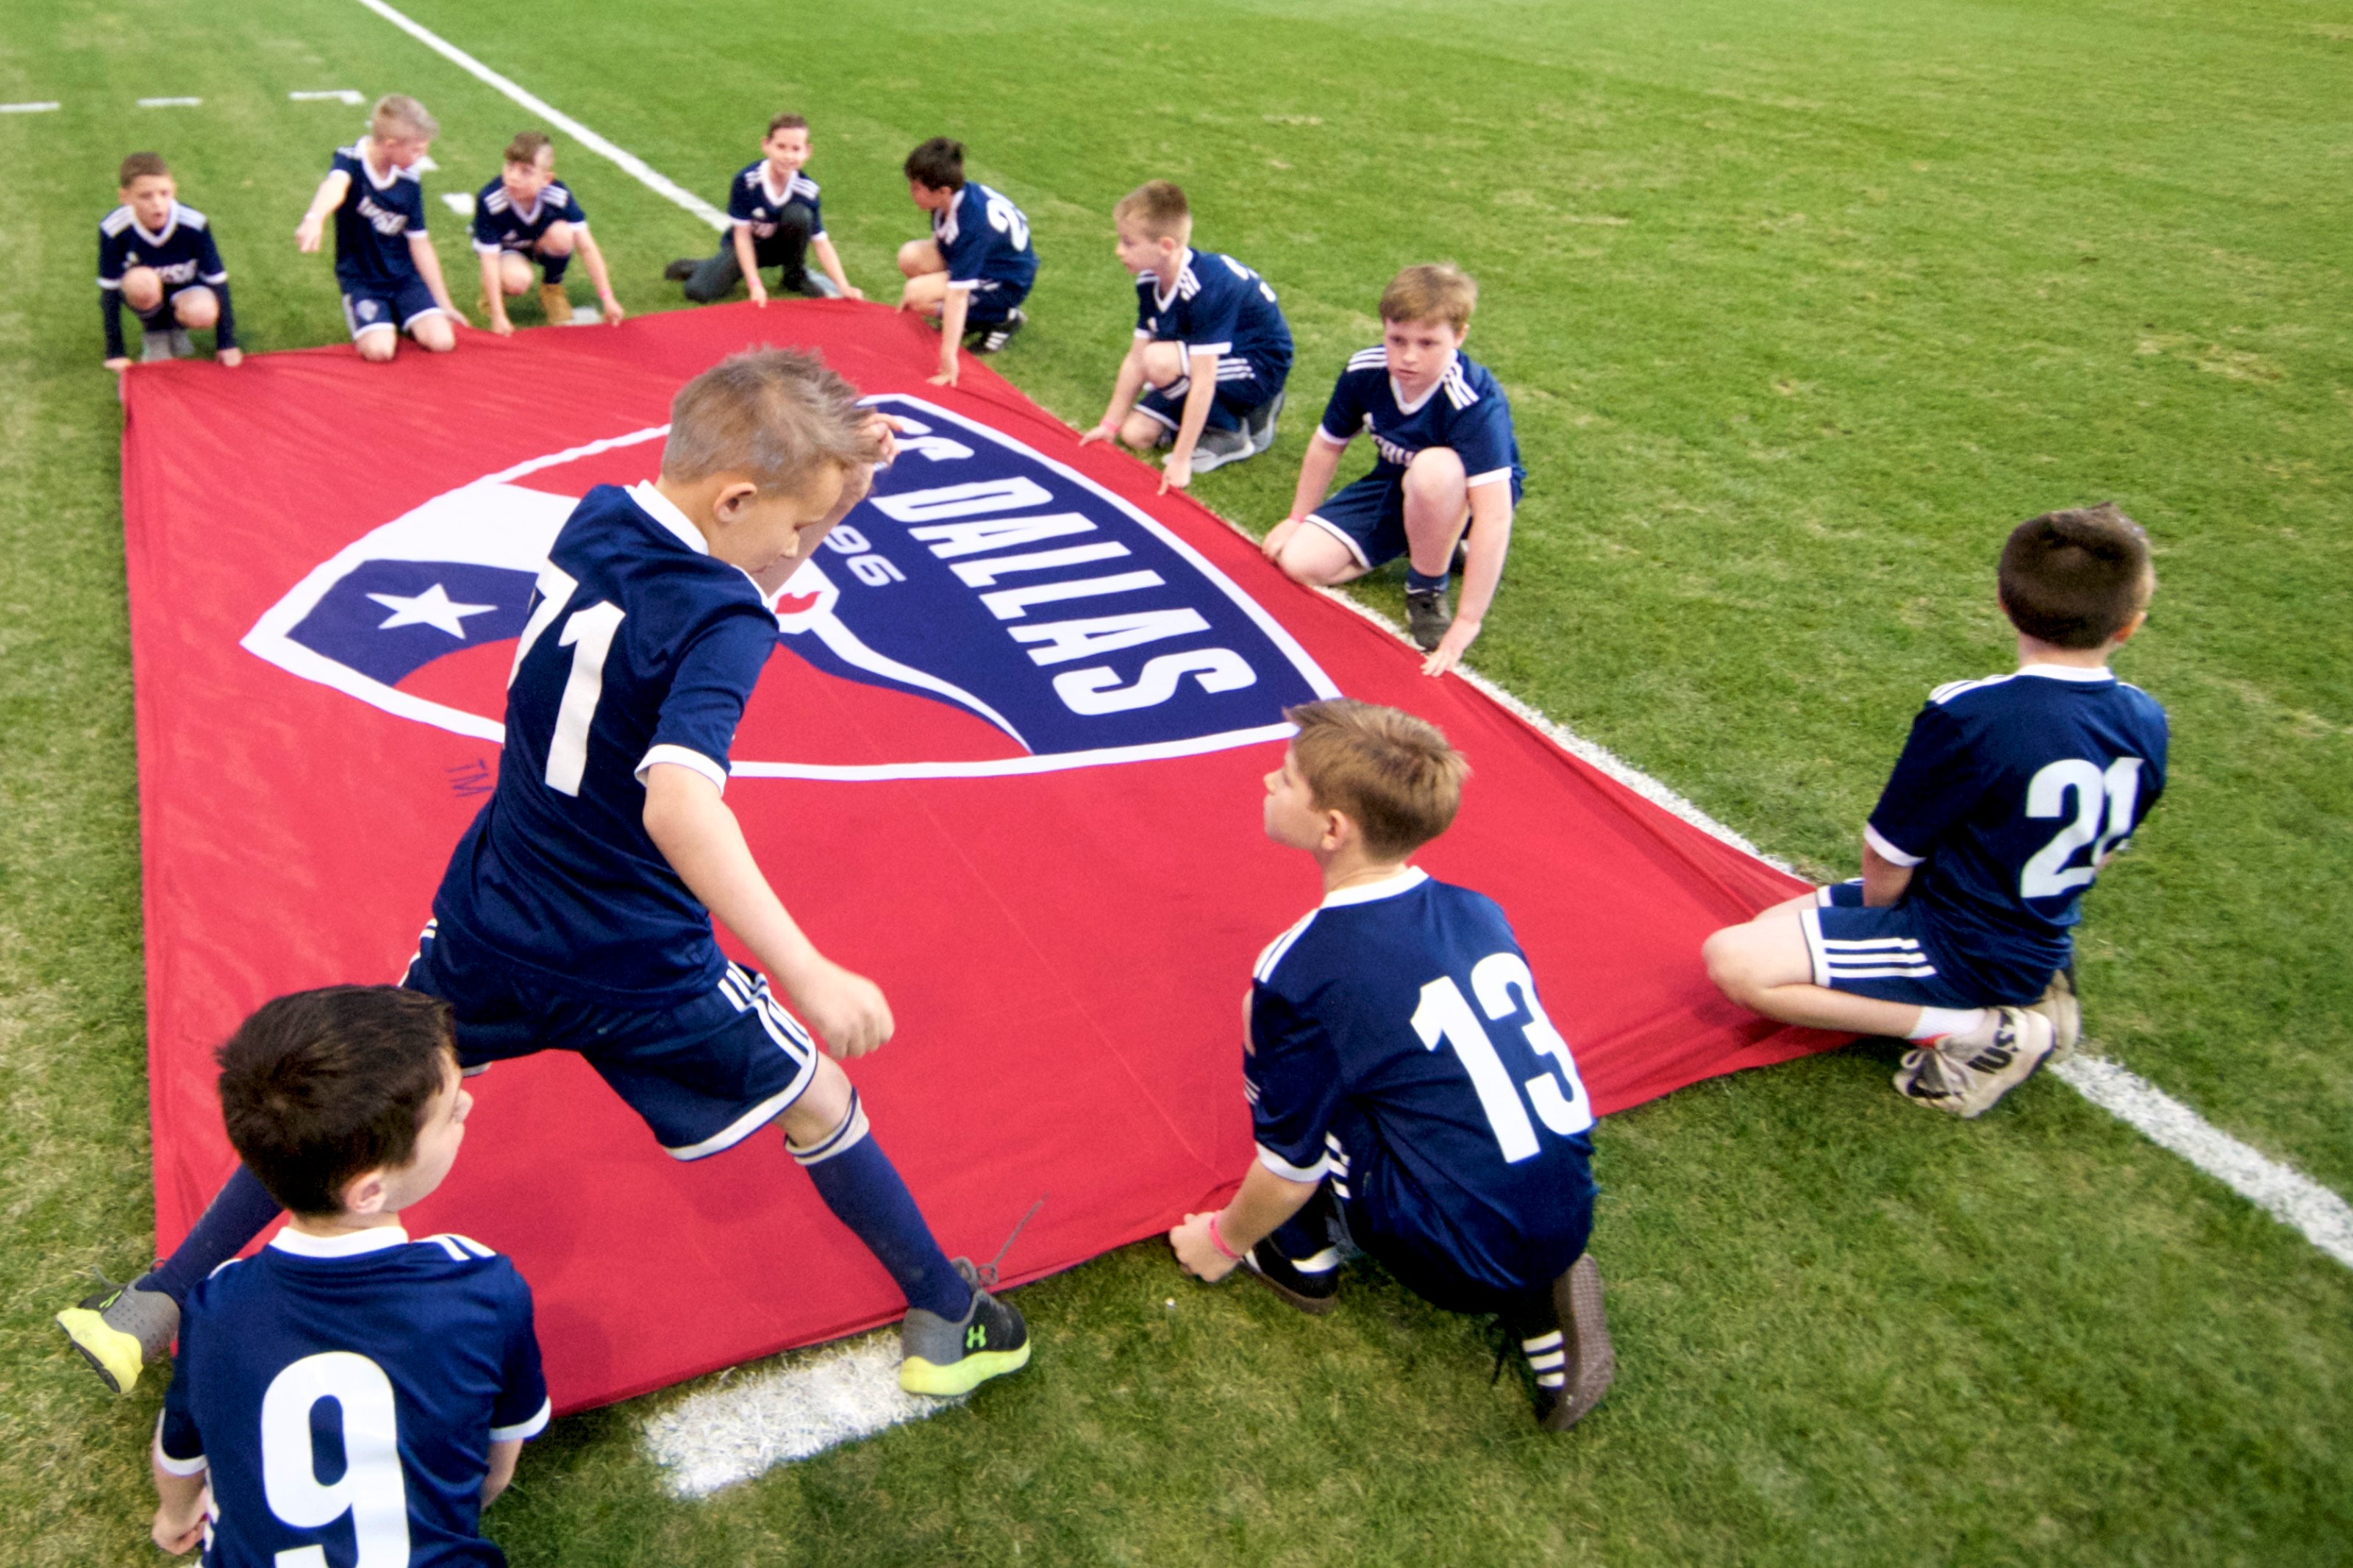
[242,397,1335,780]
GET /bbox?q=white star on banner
[366,583,499,638]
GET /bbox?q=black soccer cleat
[1241,1239,1339,1316]
[1404,587,1454,652]
[966,309,1026,355]
[663,257,699,282]
[1522,1253,1614,1431]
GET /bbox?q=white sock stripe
[1526,1350,1566,1371]
[1521,1331,1563,1352]
[1290,1248,1341,1273]
[788,1091,871,1166]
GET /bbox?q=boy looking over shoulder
[1170,701,1614,1431]
[65,351,1031,1406]
[1079,179,1292,493]
[1703,505,2168,1118]
[140,987,547,1564]
[98,152,240,371]
[1260,265,1524,676]
[667,113,860,306]
[296,94,463,363]
[896,137,1037,387]
[474,132,624,333]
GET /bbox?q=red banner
[121,303,1833,1412]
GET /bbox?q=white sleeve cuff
[98,276,122,290]
[946,278,980,292]
[153,1414,208,1477]
[636,745,729,795]
[471,241,503,257]
[1312,426,1352,448]
[809,228,826,241]
[1188,341,1232,357]
[1863,822,1924,867]
[490,1397,553,1442]
[1465,468,1514,490]
[1134,328,1152,339]
[1254,1142,1329,1184]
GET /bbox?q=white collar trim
[357,139,403,191]
[130,205,182,248]
[1389,351,1457,417]
[1321,866,1429,908]
[629,482,710,556]
[759,162,795,207]
[2016,662,2114,683]
[269,1224,410,1258]
[1152,248,1196,313]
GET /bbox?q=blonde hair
[660,348,879,494]
[1379,263,1477,333]
[1113,180,1191,242]
[1288,700,1468,858]
[371,94,439,142]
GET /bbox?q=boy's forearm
[211,281,238,351]
[482,1438,522,1506]
[101,290,128,361]
[811,235,849,291]
[411,235,455,312]
[478,254,508,320]
[303,172,349,225]
[643,766,828,991]
[1170,352,1220,458]
[1099,342,1149,426]
[1217,1160,1321,1253]
[732,223,761,277]
[1860,840,1913,906]
[1288,437,1344,519]
[937,288,969,362]
[1452,487,1513,628]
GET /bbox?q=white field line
[138,96,204,107]
[641,1332,963,1497]
[343,8,2353,1486]
[289,90,366,105]
[346,0,729,232]
[1,101,61,113]
[440,192,475,215]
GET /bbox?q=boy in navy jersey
[295,95,463,363]
[99,152,240,370]
[1079,180,1292,492]
[667,112,860,306]
[1704,505,2168,1118]
[143,987,547,1564]
[474,132,624,333]
[896,137,1037,386]
[1260,265,1523,676]
[1170,701,1615,1431]
[66,351,1029,1405]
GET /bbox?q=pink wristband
[1207,1211,1244,1262]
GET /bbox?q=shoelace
[972,1195,1047,1291]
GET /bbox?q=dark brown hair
[1998,503,2154,648]
[504,130,554,168]
[903,137,965,190]
[1288,700,1469,859]
[767,112,809,137]
[118,151,170,186]
[216,987,456,1217]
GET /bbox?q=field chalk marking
[1,101,61,113]
[290,90,366,105]
[642,1333,962,1497]
[349,1,2353,1485]
[138,96,204,107]
[348,0,729,231]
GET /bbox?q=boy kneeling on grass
[1171,701,1614,1431]
[1702,505,2168,1118]
[98,152,240,370]
[138,987,548,1563]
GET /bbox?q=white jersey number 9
[260,1351,411,1568]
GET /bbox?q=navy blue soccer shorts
[1305,468,1524,572]
[956,277,1029,326]
[1135,354,1287,435]
[342,278,445,340]
[1801,880,2032,1009]
[133,282,215,329]
[402,921,819,1160]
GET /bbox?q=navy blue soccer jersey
[1867,664,2169,976]
[934,182,1037,294]
[329,143,429,292]
[471,178,588,257]
[156,1226,549,1568]
[432,483,780,1006]
[727,160,825,247]
[1247,869,1595,1294]
[1315,348,1524,493]
[97,201,237,358]
[1135,248,1293,376]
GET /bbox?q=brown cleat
[540,281,575,323]
[2025,966,2082,1062]
[1529,1253,1615,1431]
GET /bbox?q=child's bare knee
[357,332,398,362]
[174,288,219,329]
[538,224,576,257]
[781,1056,853,1146]
[1139,343,1186,388]
[121,268,163,312]
[413,318,457,353]
[895,241,932,279]
[1404,445,1468,496]
[500,257,533,296]
[1118,415,1166,452]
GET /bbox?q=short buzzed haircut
[118,151,170,186]
[1998,503,2155,649]
[661,348,880,495]
[504,130,554,167]
[904,137,965,191]
[1288,700,1469,859]
[1380,263,1478,334]
[371,93,439,141]
[1114,180,1190,241]
[767,111,809,137]
[216,987,455,1218]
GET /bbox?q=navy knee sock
[140,1164,282,1306]
[1405,565,1451,595]
[540,250,572,284]
[790,1092,971,1320]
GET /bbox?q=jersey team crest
[243,396,1337,779]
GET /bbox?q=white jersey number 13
[1412,953,1593,1164]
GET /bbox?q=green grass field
[4,0,2350,1561]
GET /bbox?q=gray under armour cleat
[1404,587,1454,651]
[57,1275,179,1395]
[1895,1006,2055,1119]
[1185,423,1256,474]
[899,1258,1031,1397]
